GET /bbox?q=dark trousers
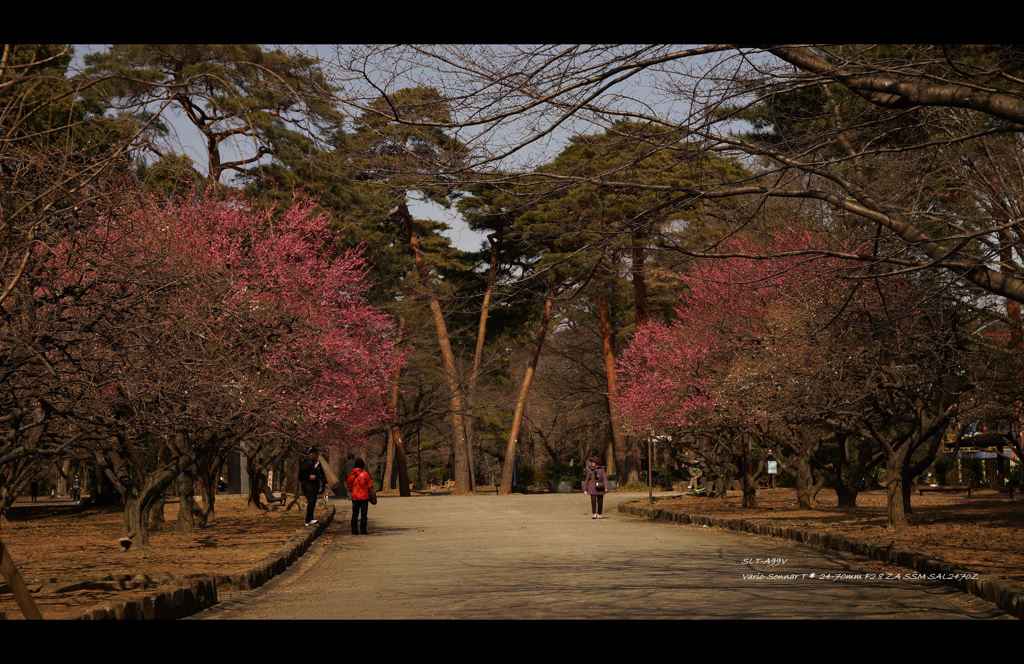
[590,494,604,515]
[351,500,369,534]
[304,492,318,523]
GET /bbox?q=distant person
[71,473,81,503]
[30,480,39,503]
[298,447,327,527]
[583,454,608,520]
[346,458,376,535]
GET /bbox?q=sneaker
[308,519,319,526]
[592,514,597,519]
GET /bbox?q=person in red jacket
[345,458,374,535]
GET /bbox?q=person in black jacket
[583,453,609,519]
[298,447,327,526]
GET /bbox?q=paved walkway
[195,492,1009,619]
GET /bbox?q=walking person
[30,479,39,503]
[346,458,376,535]
[298,447,327,527]
[583,453,609,519]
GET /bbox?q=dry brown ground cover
[656,488,1024,584]
[0,494,329,619]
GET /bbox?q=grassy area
[0,494,328,619]
[655,488,1024,584]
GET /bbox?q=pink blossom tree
[51,190,401,543]
[615,232,843,507]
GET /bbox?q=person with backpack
[298,446,327,527]
[345,458,377,535]
[583,453,609,519]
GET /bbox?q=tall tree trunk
[597,291,627,477]
[384,434,396,490]
[399,204,472,494]
[500,292,555,495]
[428,296,471,492]
[385,316,411,496]
[625,220,649,486]
[466,238,501,489]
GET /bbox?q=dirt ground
[657,488,1024,584]
[0,494,328,619]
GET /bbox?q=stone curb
[77,506,335,620]
[619,499,1024,620]
[214,506,335,592]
